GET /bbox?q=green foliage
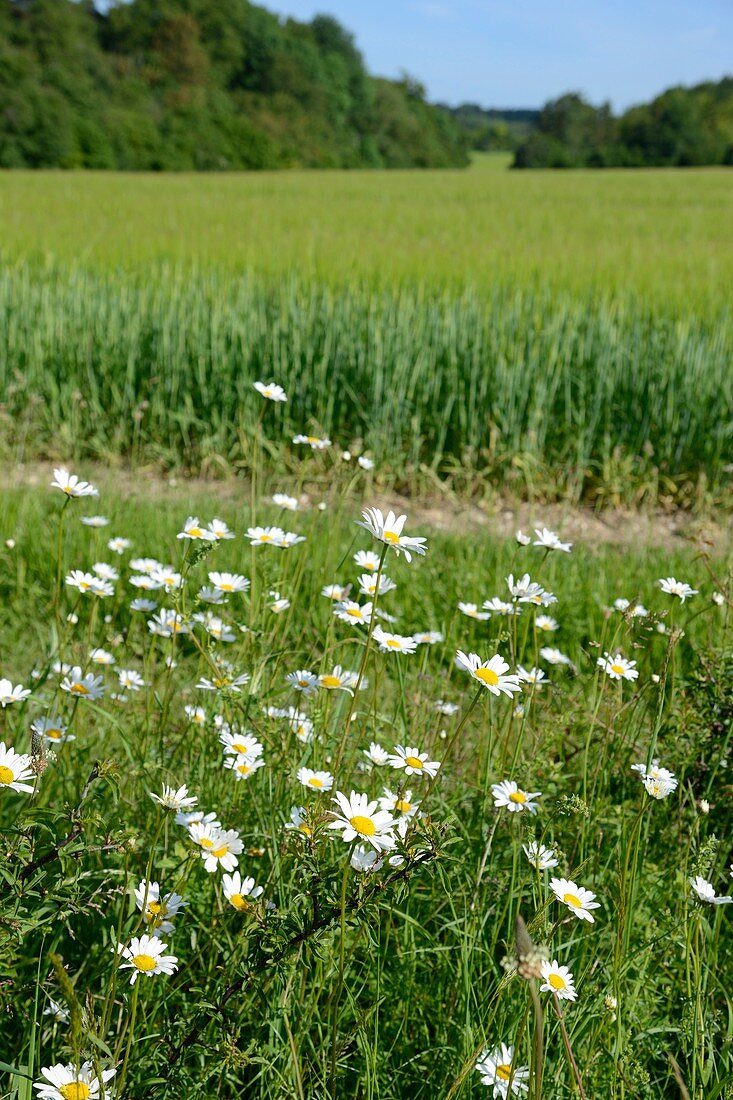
[514,78,733,168]
[0,0,469,170]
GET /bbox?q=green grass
[1,475,731,1099]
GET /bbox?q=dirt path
[7,462,731,552]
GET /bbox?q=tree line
[0,0,470,170]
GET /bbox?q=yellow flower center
[60,1084,90,1100]
[549,973,567,990]
[346,608,362,617]
[213,676,230,688]
[298,823,312,836]
[237,764,251,775]
[199,837,214,849]
[396,799,412,813]
[308,777,323,788]
[147,900,163,915]
[321,675,341,688]
[405,756,424,769]
[509,791,527,804]
[611,663,625,675]
[48,729,63,739]
[350,815,377,836]
[219,582,233,591]
[496,1064,512,1082]
[132,953,157,972]
[212,845,229,858]
[229,893,249,911]
[188,527,203,537]
[0,766,15,785]
[383,530,400,544]
[262,388,273,397]
[475,667,499,686]
[386,640,401,648]
[259,534,272,542]
[307,436,320,444]
[563,892,582,909]
[231,741,249,753]
[71,683,88,694]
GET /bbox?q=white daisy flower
[358,573,396,597]
[475,1043,529,1096]
[107,536,132,554]
[219,731,263,757]
[297,767,334,791]
[333,599,374,625]
[363,741,389,765]
[284,805,313,837]
[50,468,99,498]
[372,626,419,654]
[515,530,532,546]
[176,516,215,541]
[150,784,197,812]
[356,507,427,562]
[34,1061,115,1100]
[379,787,420,817]
[0,741,35,793]
[278,531,306,548]
[329,790,395,851]
[224,755,266,781]
[60,668,105,700]
[387,744,440,778]
[292,434,331,449]
[455,651,522,697]
[254,380,287,402]
[506,573,545,603]
[351,845,384,872]
[272,493,299,510]
[354,550,381,572]
[0,678,31,707]
[31,716,72,744]
[89,647,115,666]
[222,870,264,910]
[321,583,350,600]
[117,934,178,984]
[658,576,698,602]
[458,601,491,620]
[522,841,558,870]
[597,653,639,681]
[482,597,518,616]
[285,669,319,695]
[318,665,360,693]
[535,615,558,632]
[517,666,547,688]
[689,875,733,905]
[207,518,235,540]
[533,527,572,553]
[492,779,541,814]
[184,705,206,725]
[134,880,187,935]
[189,824,243,872]
[540,646,573,667]
[540,960,577,1001]
[118,669,145,691]
[550,877,601,923]
[246,525,285,546]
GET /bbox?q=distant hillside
[514,78,733,167]
[440,104,539,151]
[0,0,470,170]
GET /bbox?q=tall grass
[1,264,730,501]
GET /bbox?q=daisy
[297,767,334,792]
[130,557,161,575]
[50,468,99,498]
[329,790,395,851]
[351,845,384,872]
[359,573,396,597]
[197,613,236,641]
[118,669,145,691]
[334,599,373,625]
[455,651,522,697]
[358,455,374,470]
[515,530,532,546]
[435,699,460,715]
[272,493,299,510]
[34,1061,115,1100]
[224,755,266,781]
[285,669,319,695]
[492,780,541,814]
[0,741,35,793]
[372,626,419,654]
[189,824,243,872]
[134,880,187,935]
[318,665,359,693]
[150,784,197,812]
[208,571,249,594]
[0,678,31,707]
[130,597,157,612]
[517,666,548,688]
[177,516,215,541]
[540,960,577,1001]
[506,573,544,603]
[539,646,573,667]
[222,870,264,910]
[208,518,235,540]
[458,601,491,620]
[364,741,389,765]
[278,531,306,548]
[533,527,572,553]
[196,670,249,692]
[475,1043,529,1096]
[357,507,427,562]
[522,841,558,870]
[117,934,178,984]
[148,609,190,636]
[65,569,102,594]
[31,716,72,744]
[550,877,601,923]
[42,999,70,1023]
[321,584,349,602]
[597,653,639,681]
[413,630,444,644]
[130,573,162,591]
[689,875,733,905]
[643,770,678,799]
[150,566,182,590]
[219,731,263,757]
[246,525,285,546]
[176,808,221,830]
[387,744,440,778]
[184,705,206,725]
[92,562,118,582]
[292,434,331,449]
[379,787,420,817]
[89,647,115,666]
[284,805,313,837]
[535,615,558,632]
[483,597,518,616]
[81,515,109,528]
[354,550,381,572]
[60,668,105,700]
[108,536,132,553]
[659,576,698,602]
[254,380,287,402]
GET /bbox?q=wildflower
[642,768,678,799]
[118,669,145,691]
[117,934,178,984]
[32,716,73,744]
[134,880,186,935]
[359,573,396,597]
[278,531,306,548]
[387,744,440,778]
[189,823,243,872]
[297,767,334,791]
[364,741,389,765]
[522,841,558,870]
[196,669,249,692]
[148,609,190,637]
[130,597,157,612]
[458,601,491,620]
[351,845,384,872]
[219,731,263,757]
[689,875,732,905]
[66,569,111,596]
[60,668,105,700]
[475,1043,529,1096]
[329,790,395,851]
[50,468,99,498]
[597,653,639,681]
[292,434,331,449]
[184,705,206,725]
[0,679,31,707]
[535,615,558,632]
[42,999,69,1024]
[90,647,115,666]
[507,573,544,603]
[533,527,572,553]
[354,549,381,572]
[540,960,577,1001]
[550,877,601,923]
[34,1061,115,1100]
[81,515,109,528]
[130,557,161,575]
[455,651,522,697]
[318,665,360,693]
[492,780,541,815]
[659,577,698,602]
[272,492,299,510]
[222,870,264,910]
[246,525,285,546]
[539,646,573,667]
[208,518,235,540]
[92,563,118,583]
[357,507,427,562]
[517,666,547,688]
[151,566,182,591]
[285,669,319,695]
[614,598,648,617]
[379,787,420,817]
[413,629,444,644]
[254,380,287,402]
[372,626,419,654]
[177,516,215,541]
[176,808,221,830]
[334,599,373,625]
[515,530,531,546]
[108,536,131,553]
[150,784,197,812]
[483,597,518,616]
[285,805,313,837]
[358,455,374,470]
[322,584,350,602]
[435,699,460,715]
[0,741,35,793]
[224,755,266,781]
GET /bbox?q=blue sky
[266,0,733,110]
